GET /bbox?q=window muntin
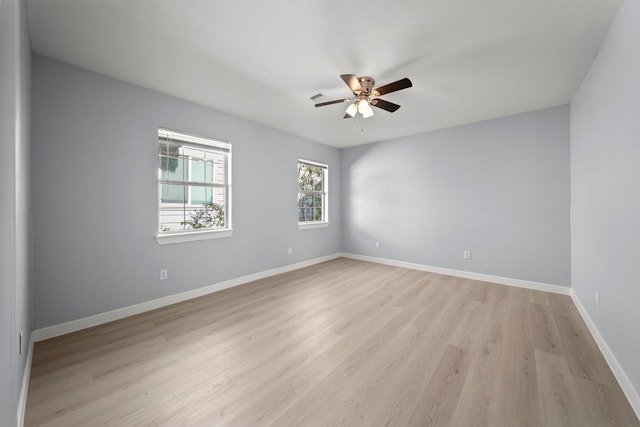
[298,160,328,224]
[158,128,231,234]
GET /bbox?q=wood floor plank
[530,302,563,356]
[406,344,471,426]
[535,348,587,427]
[449,296,507,427]
[24,258,639,426]
[490,304,541,427]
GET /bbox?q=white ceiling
[27,0,622,148]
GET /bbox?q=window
[157,128,231,243]
[298,159,328,228]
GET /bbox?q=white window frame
[157,128,232,245]
[298,159,329,230]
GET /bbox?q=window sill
[157,228,232,245]
[298,222,329,230]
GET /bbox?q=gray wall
[341,105,571,286]
[31,55,341,329]
[571,0,640,395]
[0,0,31,424]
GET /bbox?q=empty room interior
[2,0,640,425]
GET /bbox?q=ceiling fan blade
[373,78,412,96]
[343,113,354,119]
[340,74,362,94]
[371,98,401,112]
[314,98,351,107]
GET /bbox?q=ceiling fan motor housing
[358,76,375,96]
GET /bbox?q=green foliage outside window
[181,202,225,229]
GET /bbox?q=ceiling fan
[315,74,412,119]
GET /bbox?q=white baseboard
[570,289,640,420]
[17,334,34,427]
[340,252,571,295]
[32,253,341,342]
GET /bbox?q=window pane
[301,194,314,208]
[190,187,201,205]
[159,204,187,232]
[298,164,323,192]
[158,154,179,174]
[304,208,313,221]
[214,158,225,184]
[206,159,214,183]
[214,188,225,204]
[159,154,187,181]
[191,158,204,182]
[160,183,186,204]
[191,185,215,205]
[191,158,215,184]
[191,186,205,205]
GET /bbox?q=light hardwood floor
[25,258,639,426]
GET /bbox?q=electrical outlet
[595,290,599,307]
[375,241,380,249]
[288,247,293,255]
[160,269,168,280]
[464,251,471,260]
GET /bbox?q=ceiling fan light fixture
[358,99,374,118]
[345,102,358,118]
[357,99,367,114]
